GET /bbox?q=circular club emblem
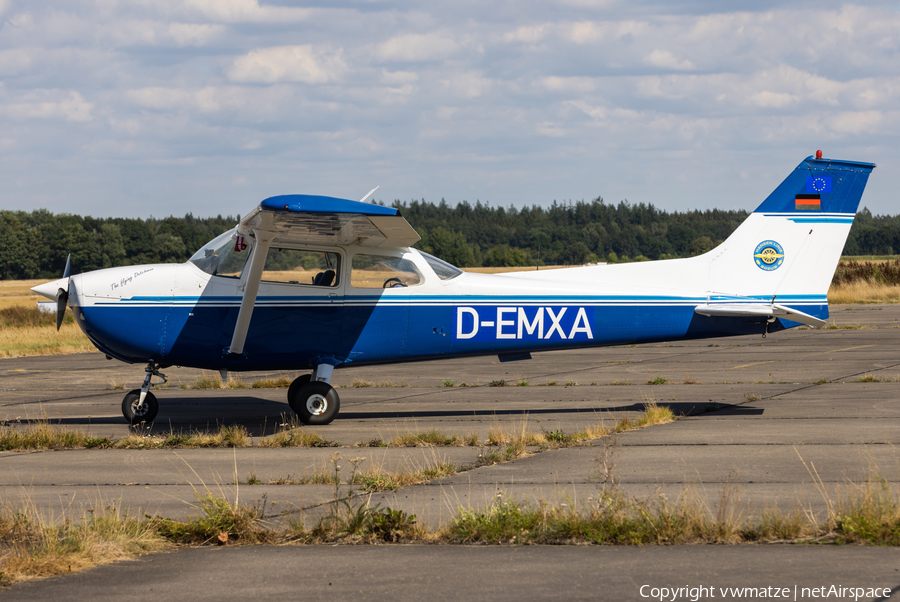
[754,240,784,271]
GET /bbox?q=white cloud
[749,91,798,108]
[0,48,31,76]
[167,23,224,46]
[2,2,900,217]
[503,24,550,44]
[381,70,419,85]
[375,32,458,62]
[1,90,93,122]
[152,0,314,23]
[644,49,696,71]
[228,46,345,84]
[539,76,596,92]
[828,110,885,135]
[440,72,492,98]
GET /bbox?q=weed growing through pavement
[646,376,668,385]
[251,375,292,389]
[388,429,477,448]
[855,374,884,383]
[2,418,898,586]
[0,417,342,451]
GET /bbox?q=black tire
[122,389,159,425]
[287,374,312,405]
[289,381,340,425]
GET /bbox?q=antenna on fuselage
[358,186,379,203]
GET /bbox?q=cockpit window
[262,248,340,287]
[188,228,252,278]
[419,251,463,280]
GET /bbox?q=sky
[1,0,898,220]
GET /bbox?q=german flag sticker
[795,194,821,211]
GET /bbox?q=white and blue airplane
[31,153,875,426]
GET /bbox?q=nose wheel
[122,389,159,425]
[122,362,165,425]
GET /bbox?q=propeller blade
[63,254,71,279]
[55,288,68,331]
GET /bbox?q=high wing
[236,194,420,249]
[228,194,421,355]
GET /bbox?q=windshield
[419,251,463,280]
[189,228,252,278]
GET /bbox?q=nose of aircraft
[31,277,70,301]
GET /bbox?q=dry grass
[0,302,95,358]
[116,424,250,449]
[351,379,407,388]
[0,438,896,585]
[0,421,108,451]
[0,416,342,451]
[0,313,94,358]
[0,501,169,586]
[478,403,673,464]
[251,375,292,389]
[0,280,46,310]
[828,281,900,304]
[180,373,246,390]
[257,422,339,448]
[388,429,476,447]
[350,455,458,492]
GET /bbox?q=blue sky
[1,0,898,219]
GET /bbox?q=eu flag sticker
[806,176,832,193]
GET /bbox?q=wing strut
[228,232,273,356]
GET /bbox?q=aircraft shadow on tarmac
[338,401,765,420]
[10,397,763,435]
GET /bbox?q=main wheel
[289,381,340,425]
[287,374,312,405]
[122,389,159,425]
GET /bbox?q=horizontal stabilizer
[694,303,826,328]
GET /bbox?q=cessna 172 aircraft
[32,153,874,426]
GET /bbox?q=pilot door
[250,246,343,362]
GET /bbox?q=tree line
[1,201,898,279]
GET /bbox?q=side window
[262,248,340,287]
[351,254,422,288]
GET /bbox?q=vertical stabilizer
[704,155,875,318]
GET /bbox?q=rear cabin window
[419,251,463,280]
[262,248,340,287]
[351,254,421,288]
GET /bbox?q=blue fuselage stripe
[76,295,827,371]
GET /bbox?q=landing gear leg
[289,364,340,425]
[122,363,165,425]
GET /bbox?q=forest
[1,200,899,279]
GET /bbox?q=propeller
[55,254,71,331]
